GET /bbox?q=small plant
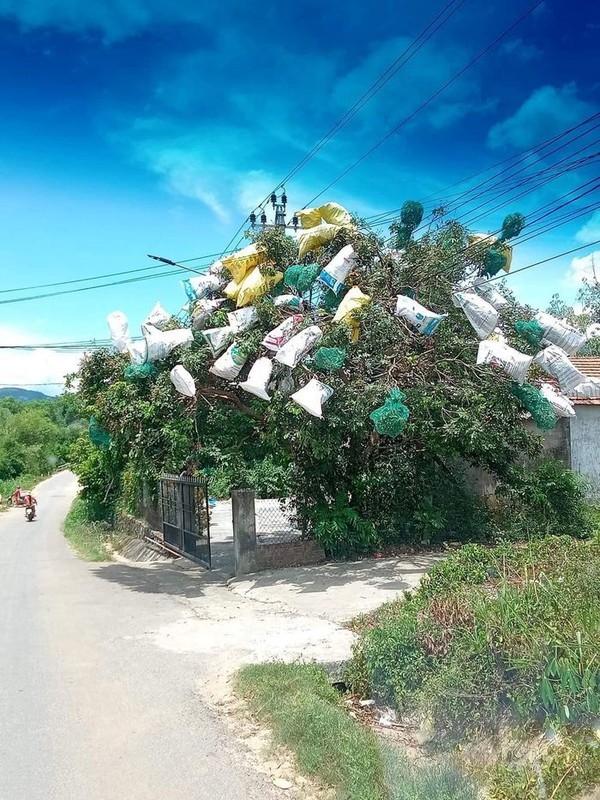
[311,494,379,558]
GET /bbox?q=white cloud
[0,0,207,41]
[488,84,596,149]
[331,37,487,132]
[568,250,600,285]
[576,211,600,244]
[0,325,81,395]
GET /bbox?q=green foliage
[0,395,79,484]
[310,495,379,558]
[494,459,593,540]
[69,206,588,554]
[348,536,600,737]
[236,662,387,800]
[62,495,124,561]
[488,732,600,800]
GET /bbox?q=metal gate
[158,474,211,568]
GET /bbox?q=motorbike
[25,505,36,522]
[7,494,27,508]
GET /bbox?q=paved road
[0,471,276,800]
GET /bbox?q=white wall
[569,405,600,497]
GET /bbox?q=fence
[232,489,325,576]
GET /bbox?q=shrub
[494,459,593,540]
[348,536,600,736]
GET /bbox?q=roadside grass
[63,496,124,561]
[345,535,600,799]
[0,473,47,510]
[235,662,478,800]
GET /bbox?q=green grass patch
[63,495,124,561]
[236,662,387,800]
[346,536,600,739]
[235,662,478,800]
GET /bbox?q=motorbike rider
[23,492,37,518]
[11,485,24,505]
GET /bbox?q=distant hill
[0,387,52,402]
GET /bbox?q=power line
[303,0,545,207]
[217,0,470,261]
[0,249,235,296]
[362,111,600,228]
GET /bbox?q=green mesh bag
[313,347,346,372]
[284,263,320,294]
[369,389,410,437]
[89,416,111,448]
[500,212,525,241]
[483,248,507,277]
[124,363,158,381]
[321,288,342,311]
[515,319,544,349]
[510,383,557,432]
[400,200,424,230]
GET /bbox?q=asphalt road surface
[0,471,276,799]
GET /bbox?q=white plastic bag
[239,357,273,401]
[209,344,247,381]
[477,340,532,384]
[534,312,586,355]
[262,314,304,353]
[540,382,576,418]
[317,244,357,295]
[191,298,225,328]
[533,345,587,392]
[273,294,304,311]
[144,325,193,362]
[586,323,600,341]
[107,311,131,353]
[127,339,148,365]
[290,378,334,418]
[472,277,509,310]
[201,326,234,356]
[227,307,259,333]
[183,273,224,301]
[570,377,600,400]
[395,295,447,335]
[452,291,498,339]
[143,302,171,331]
[275,326,323,368]
[208,259,226,278]
[169,365,196,398]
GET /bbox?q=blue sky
[0,0,599,389]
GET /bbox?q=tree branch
[196,385,262,419]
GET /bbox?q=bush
[494,459,593,540]
[348,536,600,736]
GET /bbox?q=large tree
[72,206,573,552]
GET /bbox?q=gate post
[232,489,257,576]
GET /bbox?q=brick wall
[256,539,325,571]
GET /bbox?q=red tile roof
[545,357,600,405]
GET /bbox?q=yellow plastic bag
[222,243,266,284]
[297,222,342,259]
[468,234,513,273]
[333,286,371,342]
[224,279,241,301]
[236,267,283,308]
[296,202,352,230]
[296,207,323,229]
[319,202,352,227]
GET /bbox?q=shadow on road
[91,562,213,598]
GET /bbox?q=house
[540,357,600,498]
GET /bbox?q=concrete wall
[569,405,600,498]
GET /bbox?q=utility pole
[248,189,299,233]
